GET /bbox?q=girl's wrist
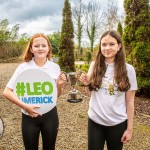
[127,128,133,132]
[84,83,90,87]
[22,103,27,111]
[77,82,89,87]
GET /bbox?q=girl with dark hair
[79,30,137,150]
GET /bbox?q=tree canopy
[123,0,150,97]
[58,0,75,72]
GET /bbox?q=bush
[75,64,90,73]
[136,77,150,98]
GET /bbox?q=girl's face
[30,37,49,60]
[101,34,121,63]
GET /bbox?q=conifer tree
[117,21,123,36]
[123,0,150,97]
[58,0,75,72]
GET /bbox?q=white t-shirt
[7,59,61,89]
[88,61,138,126]
[6,59,61,111]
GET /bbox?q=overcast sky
[0,0,124,36]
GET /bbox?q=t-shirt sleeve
[55,64,61,80]
[87,61,95,76]
[127,64,138,91]
[6,65,22,90]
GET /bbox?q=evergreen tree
[58,0,75,72]
[123,0,150,97]
[86,51,92,64]
[117,21,123,36]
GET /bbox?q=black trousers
[22,107,59,150]
[88,118,127,150]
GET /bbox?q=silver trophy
[67,72,83,103]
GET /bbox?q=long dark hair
[89,30,130,92]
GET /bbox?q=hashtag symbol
[16,82,26,96]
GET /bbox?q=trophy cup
[67,72,83,103]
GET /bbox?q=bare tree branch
[72,0,85,57]
[85,1,104,52]
[103,1,119,30]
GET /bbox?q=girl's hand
[121,129,133,144]
[79,72,90,86]
[57,72,68,86]
[24,104,42,118]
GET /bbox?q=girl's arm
[3,87,41,117]
[57,73,67,97]
[84,86,91,97]
[3,87,27,110]
[79,72,92,96]
[121,90,136,144]
[57,82,63,97]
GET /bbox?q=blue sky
[0,0,124,36]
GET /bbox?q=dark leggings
[22,107,59,150]
[88,118,127,150]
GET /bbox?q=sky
[0,0,124,36]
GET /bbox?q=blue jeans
[88,118,127,150]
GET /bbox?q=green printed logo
[16,81,53,97]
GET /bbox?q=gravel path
[0,63,150,150]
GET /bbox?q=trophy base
[67,90,83,103]
[67,98,82,103]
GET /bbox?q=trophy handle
[76,71,85,86]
